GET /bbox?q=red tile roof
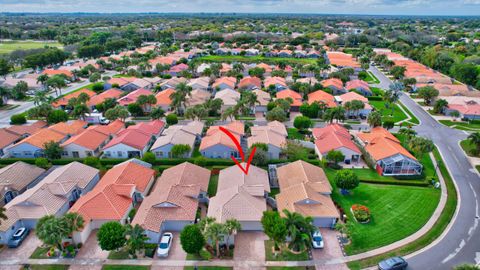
[48,120,87,136]
[321,78,344,90]
[357,127,416,161]
[42,69,73,78]
[238,76,262,89]
[61,129,109,150]
[52,89,96,108]
[126,120,165,136]
[103,129,152,150]
[308,90,336,107]
[155,88,175,106]
[312,124,360,155]
[87,88,123,107]
[118,88,153,106]
[276,89,303,106]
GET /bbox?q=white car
[157,232,173,257]
[312,230,324,249]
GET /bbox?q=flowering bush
[351,204,370,223]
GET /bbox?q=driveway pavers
[312,229,348,270]
[75,230,108,260]
[155,232,186,261]
[233,231,267,270]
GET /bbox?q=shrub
[35,158,50,169]
[128,208,137,220]
[180,225,205,254]
[351,204,371,223]
[84,156,101,168]
[91,82,104,92]
[142,152,156,164]
[166,113,178,125]
[194,156,207,167]
[334,170,360,194]
[10,114,26,125]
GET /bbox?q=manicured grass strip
[264,240,309,261]
[364,71,380,84]
[208,174,219,197]
[102,266,149,270]
[346,148,457,269]
[108,249,130,259]
[439,120,480,131]
[398,102,420,125]
[24,265,69,270]
[460,139,477,157]
[196,55,317,65]
[332,183,440,255]
[287,128,305,140]
[29,246,50,259]
[324,168,428,187]
[369,100,408,123]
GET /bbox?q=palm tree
[367,111,382,127]
[232,63,244,73]
[63,212,84,244]
[282,209,316,252]
[36,215,69,252]
[0,207,7,226]
[468,132,480,153]
[221,107,236,121]
[398,127,417,141]
[73,104,90,120]
[77,92,91,104]
[36,74,50,90]
[170,82,192,115]
[223,219,241,253]
[199,217,216,233]
[204,222,226,258]
[33,90,48,106]
[125,224,149,258]
[137,94,157,113]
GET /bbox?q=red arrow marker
[219,126,256,175]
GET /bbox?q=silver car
[157,232,173,257]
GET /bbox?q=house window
[117,151,123,157]
[156,151,163,157]
[72,151,79,158]
[85,151,93,157]
[105,151,111,157]
[23,151,32,156]
[62,151,68,156]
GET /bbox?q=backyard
[0,40,63,54]
[439,120,480,131]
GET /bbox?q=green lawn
[347,148,457,269]
[196,55,317,65]
[287,128,305,140]
[102,266,149,270]
[369,100,408,123]
[264,240,309,261]
[439,120,480,131]
[398,103,420,125]
[364,71,380,84]
[23,265,69,270]
[460,139,477,157]
[30,246,50,259]
[108,249,130,259]
[208,174,219,197]
[370,87,384,96]
[0,40,63,54]
[333,184,440,255]
[324,167,428,186]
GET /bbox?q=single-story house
[326,51,361,70]
[264,77,287,91]
[70,159,155,244]
[118,88,154,106]
[248,122,288,159]
[212,77,236,91]
[276,160,339,228]
[168,63,189,77]
[151,126,197,158]
[312,124,362,163]
[215,89,240,112]
[357,127,422,176]
[6,121,47,138]
[87,88,123,110]
[335,91,373,118]
[0,129,22,157]
[200,121,244,159]
[155,88,176,112]
[160,77,187,90]
[308,90,337,108]
[208,164,270,235]
[127,120,165,138]
[187,77,210,91]
[443,97,480,120]
[0,162,100,245]
[321,78,345,95]
[8,128,67,158]
[276,89,302,111]
[187,89,211,106]
[52,89,96,109]
[345,80,372,96]
[102,129,154,159]
[0,161,45,206]
[238,76,262,90]
[61,129,110,158]
[252,89,271,113]
[48,120,87,137]
[132,162,210,243]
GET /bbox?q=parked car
[7,227,30,248]
[311,230,324,249]
[378,256,408,270]
[157,232,173,257]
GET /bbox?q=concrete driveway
[151,232,186,270]
[312,229,348,270]
[0,231,41,261]
[234,231,267,270]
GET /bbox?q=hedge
[367,96,383,101]
[359,178,429,187]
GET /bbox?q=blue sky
[2,0,480,16]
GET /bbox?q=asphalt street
[370,66,480,269]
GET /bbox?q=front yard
[439,120,480,132]
[369,100,408,123]
[332,183,440,255]
[264,240,309,261]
